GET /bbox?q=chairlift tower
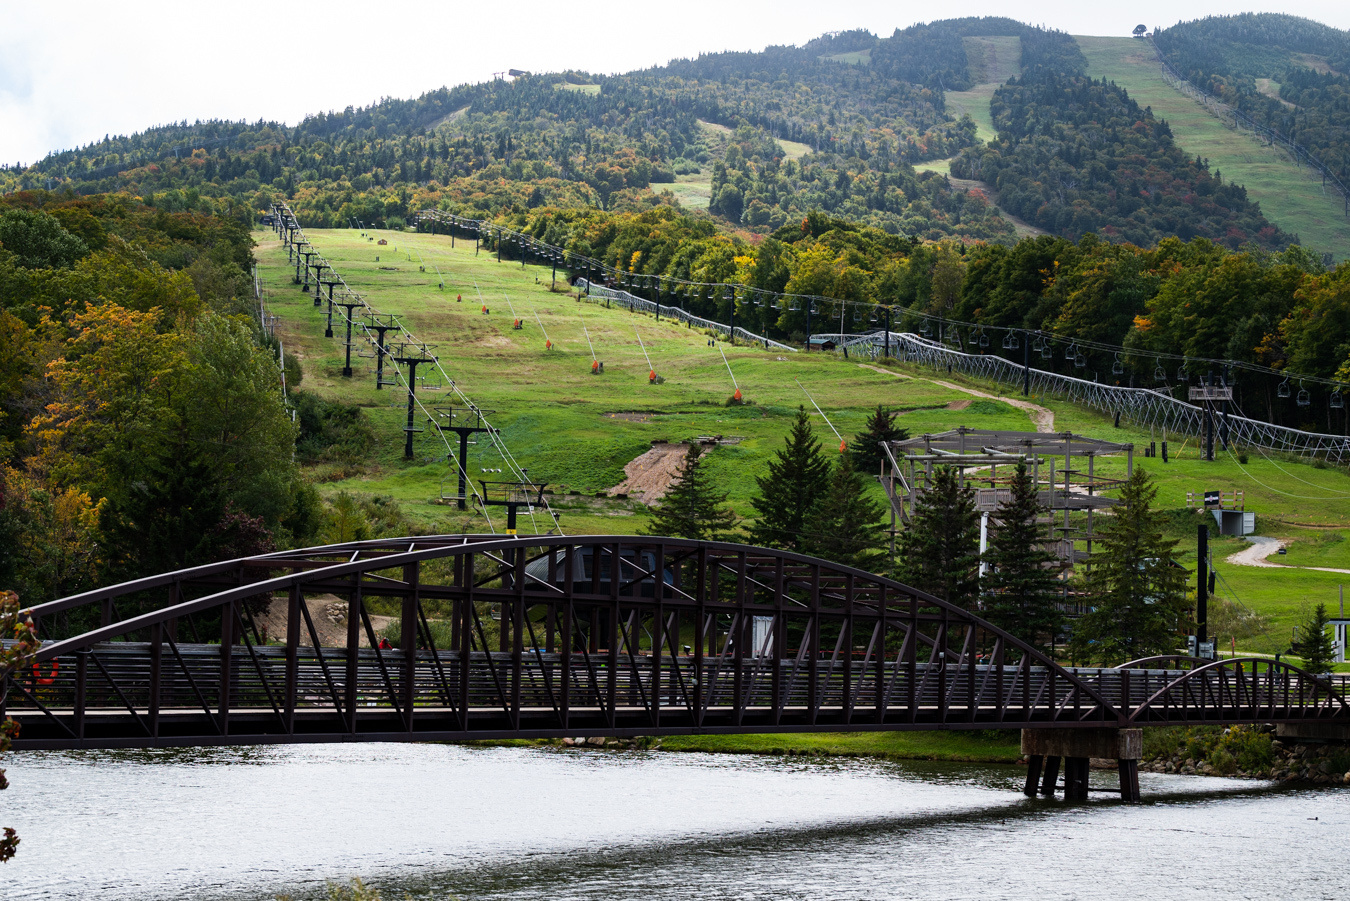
[297,249,318,290]
[429,405,496,509]
[390,343,438,459]
[361,312,400,389]
[331,300,365,377]
[1188,370,1233,461]
[477,479,547,536]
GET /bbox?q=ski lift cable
[1222,443,1347,501]
[718,345,739,392]
[794,378,844,443]
[634,325,655,372]
[1226,398,1350,496]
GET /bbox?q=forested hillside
[1154,14,1350,196]
[0,192,321,609]
[0,17,1297,252]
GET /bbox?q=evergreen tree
[1069,467,1188,666]
[894,465,981,608]
[981,462,1063,654]
[850,405,908,474]
[801,452,890,571]
[1293,603,1336,674]
[642,444,737,541]
[749,407,830,550]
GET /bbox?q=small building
[808,336,837,351]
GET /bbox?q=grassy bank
[657,730,1022,762]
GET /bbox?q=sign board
[1189,386,1233,402]
[1204,490,1221,507]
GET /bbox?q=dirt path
[609,442,690,503]
[1226,535,1350,575]
[254,595,395,648]
[859,365,1056,433]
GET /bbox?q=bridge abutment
[1275,723,1350,742]
[1022,728,1143,802]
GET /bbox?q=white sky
[3,0,1348,166]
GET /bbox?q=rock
[585,736,605,747]
[1181,765,1197,775]
[561,737,575,747]
[1271,740,1285,752]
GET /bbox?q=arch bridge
[6,536,1347,801]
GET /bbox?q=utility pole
[391,343,437,459]
[1197,524,1210,657]
[363,313,400,390]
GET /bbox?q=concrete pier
[1022,729,1143,802]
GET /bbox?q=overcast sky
[3,0,1348,166]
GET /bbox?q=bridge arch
[7,535,1125,749]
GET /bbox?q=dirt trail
[1226,535,1350,575]
[608,442,690,503]
[254,594,395,648]
[859,364,1056,433]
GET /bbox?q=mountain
[0,17,1304,252]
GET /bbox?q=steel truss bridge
[6,536,1345,762]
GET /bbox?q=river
[3,743,1346,899]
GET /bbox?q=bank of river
[4,742,1347,900]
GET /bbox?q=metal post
[1198,524,1208,648]
[1023,333,1031,396]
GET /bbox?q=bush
[294,392,376,464]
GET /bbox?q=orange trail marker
[718,346,741,402]
[635,326,658,384]
[534,311,553,350]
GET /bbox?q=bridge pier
[1022,728,1143,802]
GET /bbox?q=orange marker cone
[482,304,489,314]
[591,360,599,373]
[545,339,553,350]
[839,439,847,453]
[457,294,462,302]
[733,388,742,401]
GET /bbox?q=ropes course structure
[268,201,561,537]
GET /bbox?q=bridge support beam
[1022,728,1142,803]
[1275,723,1350,742]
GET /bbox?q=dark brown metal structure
[5,536,1347,755]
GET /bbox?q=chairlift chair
[1074,352,1087,368]
[1332,389,1344,410]
[1002,332,1019,350]
[1112,354,1125,375]
[1297,383,1311,407]
[978,331,989,348]
[1277,378,1292,399]
[1177,365,1190,383]
[1154,360,1167,382]
[1040,341,1053,360]
[1065,343,1076,360]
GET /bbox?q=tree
[1069,467,1189,665]
[642,444,737,541]
[981,462,1063,654]
[850,405,908,474]
[800,452,889,571]
[749,407,830,550]
[1293,603,1336,674]
[0,209,88,270]
[894,465,980,608]
[0,590,38,862]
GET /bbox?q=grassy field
[260,227,1350,666]
[1076,36,1350,261]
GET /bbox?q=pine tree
[749,406,830,550]
[894,465,981,609]
[1293,603,1336,674]
[1069,467,1188,666]
[981,462,1063,654]
[642,444,737,541]
[800,452,890,571]
[850,404,908,474]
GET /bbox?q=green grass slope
[1077,36,1350,260]
[262,227,1350,667]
